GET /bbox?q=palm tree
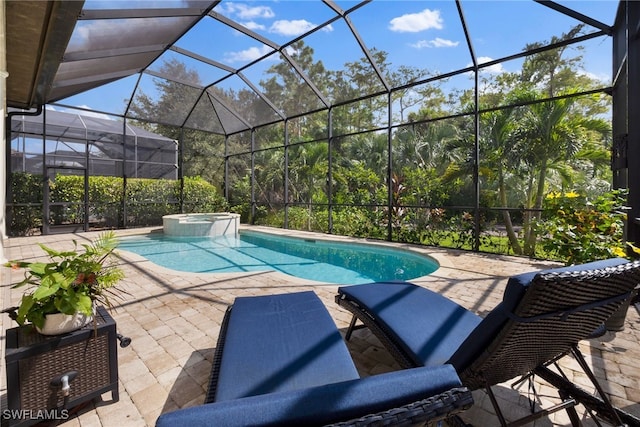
[480,106,525,254]
[288,143,328,230]
[254,149,285,208]
[516,93,609,255]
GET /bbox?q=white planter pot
[36,311,93,335]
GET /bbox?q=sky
[57,0,620,120]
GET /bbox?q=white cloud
[389,9,443,33]
[242,21,266,31]
[269,19,332,36]
[477,56,505,74]
[577,69,610,83]
[222,3,274,19]
[430,37,459,48]
[464,57,505,75]
[283,45,298,57]
[483,63,505,74]
[410,37,459,49]
[224,45,274,63]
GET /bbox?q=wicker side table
[4,306,119,427]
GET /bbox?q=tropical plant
[4,231,125,329]
[535,189,628,265]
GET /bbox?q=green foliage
[477,233,515,255]
[9,173,225,233]
[256,206,285,228]
[332,162,386,206]
[535,189,628,265]
[89,176,124,227]
[331,207,387,239]
[229,175,252,222]
[124,177,226,226]
[182,176,228,213]
[4,231,125,328]
[8,172,42,236]
[409,209,477,250]
[125,178,176,226]
[50,175,84,224]
[402,166,450,207]
[285,206,328,233]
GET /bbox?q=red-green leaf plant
[535,189,630,265]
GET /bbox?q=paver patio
[1,226,639,426]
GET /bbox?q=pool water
[118,231,439,285]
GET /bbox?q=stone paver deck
[1,226,639,426]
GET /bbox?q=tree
[253,149,285,208]
[516,93,610,254]
[521,25,586,97]
[260,41,329,139]
[439,23,613,255]
[288,143,328,230]
[478,92,535,254]
[128,59,227,186]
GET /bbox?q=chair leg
[534,363,640,426]
[345,315,358,340]
[570,345,625,426]
[485,381,580,427]
[484,384,509,427]
[558,389,582,427]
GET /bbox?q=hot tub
[163,213,240,237]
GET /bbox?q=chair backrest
[449,258,640,390]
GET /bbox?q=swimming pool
[118,231,438,285]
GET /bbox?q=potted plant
[4,231,125,335]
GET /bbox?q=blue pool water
[118,231,438,285]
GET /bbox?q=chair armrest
[156,364,472,427]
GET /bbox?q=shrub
[8,173,42,236]
[535,189,628,265]
[8,173,226,233]
[182,176,228,213]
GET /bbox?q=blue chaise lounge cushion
[337,281,483,368]
[156,364,462,427]
[215,291,359,401]
[338,258,630,372]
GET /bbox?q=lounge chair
[335,258,640,426]
[156,291,473,426]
